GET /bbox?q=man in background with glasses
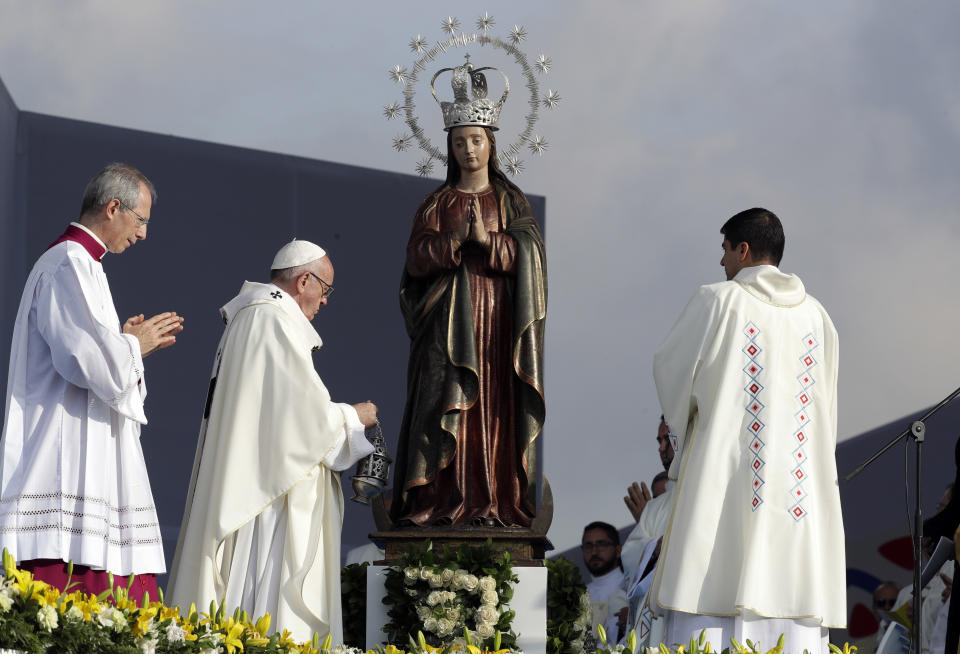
[0,162,184,600]
[582,521,628,643]
[169,238,378,644]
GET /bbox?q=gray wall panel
[0,77,22,392]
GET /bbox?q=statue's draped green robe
[392,184,546,527]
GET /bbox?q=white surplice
[0,224,165,575]
[167,281,373,644]
[649,265,844,639]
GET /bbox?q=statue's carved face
[451,126,490,174]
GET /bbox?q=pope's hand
[353,401,378,428]
[123,311,185,357]
[624,481,651,522]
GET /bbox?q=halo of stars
[383,13,560,177]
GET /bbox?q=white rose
[404,567,420,584]
[111,609,128,631]
[476,604,498,624]
[37,604,58,631]
[416,605,432,621]
[442,591,457,603]
[446,605,461,621]
[478,576,496,593]
[451,570,468,590]
[475,622,495,639]
[426,590,441,606]
[436,617,455,637]
[428,573,444,588]
[166,622,187,643]
[138,637,158,654]
[423,617,438,633]
[580,591,591,610]
[573,613,588,631]
[419,568,433,581]
[97,608,115,629]
[0,588,14,612]
[440,568,455,585]
[65,604,83,621]
[462,574,479,592]
[481,589,499,606]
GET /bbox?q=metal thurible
[350,418,393,505]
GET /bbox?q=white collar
[220,281,323,351]
[733,264,806,307]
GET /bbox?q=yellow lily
[133,605,158,637]
[221,620,247,653]
[255,612,271,636]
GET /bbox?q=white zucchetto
[271,239,327,270]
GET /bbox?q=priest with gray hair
[168,239,378,643]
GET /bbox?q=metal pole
[911,420,925,654]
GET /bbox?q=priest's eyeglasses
[581,541,617,553]
[307,271,335,298]
[117,199,149,227]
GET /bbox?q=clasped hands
[123,312,184,357]
[452,195,491,250]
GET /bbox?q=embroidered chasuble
[649,265,845,630]
[0,223,164,576]
[168,282,373,644]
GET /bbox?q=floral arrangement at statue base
[382,540,520,651]
[0,546,858,654]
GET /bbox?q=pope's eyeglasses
[307,271,334,298]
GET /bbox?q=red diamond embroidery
[750,383,760,394]
[804,356,813,366]
[751,421,761,433]
[796,431,805,442]
[800,394,809,405]
[795,469,805,481]
[793,506,805,518]
[752,403,760,412]
[752,497,760,508]
[747,345,758,356]
[749,365,758,374]
[753,459,762,471]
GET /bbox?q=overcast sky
[2,0,959,554]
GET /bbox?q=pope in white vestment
[648,210,844,652]
[168,240,376,644]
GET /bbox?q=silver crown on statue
[431,54,510,131]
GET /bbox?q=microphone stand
[845,384,960,654]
